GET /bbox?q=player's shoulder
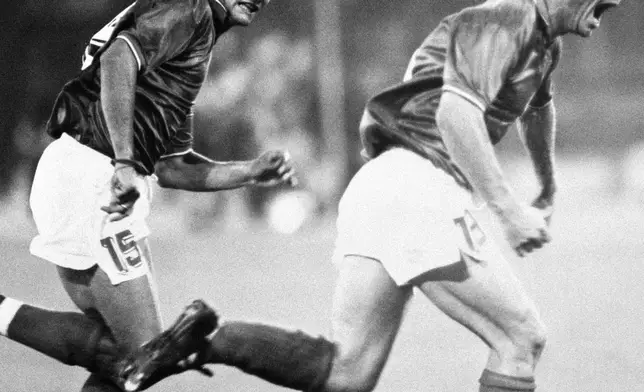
[450,0,539,39]
[192,0,218,24]
[132,0,203,25]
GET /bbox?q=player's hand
[499,203,552,257]
[100,165,145,222]
[249,150,298,187]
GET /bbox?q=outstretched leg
[125,255,411,392]
[0,294,122,377]
[320,255,412,392]
[0,292,212,391]
[56,252,163,392]
[415,253,547,391]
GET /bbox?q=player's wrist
[487,191,523,222]
[238,161,260,185]
[248,158,271,183]
[111,158,148,176]
[538,180,557,202]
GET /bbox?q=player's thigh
[58,262,161,354]
[58,265,99,312]
[91,239,162,352]
[59,237,161,353]
[325,255,413,390]
[415,253,543,348]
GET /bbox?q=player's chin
[230,10,255,26]
[576,22,596,38]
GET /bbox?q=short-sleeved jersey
[360,0,562,190]
[45,0,230,174]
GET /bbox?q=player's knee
[325,369,379,392]
[516,312,547,358]
[60,313,118,371]
[323,346,382,392]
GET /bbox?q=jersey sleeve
[117,0,197,74]
[442,14,521,112]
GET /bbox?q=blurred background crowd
[0,0,643,233]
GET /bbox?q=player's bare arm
[437,92,517,214]
[518,101,557,222]
[154,149,296,192]
[101,39,137,165]
[437,92,551,256]
[100,38,145,221]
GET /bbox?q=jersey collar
[208,0,232,36]
[534,0,555,45]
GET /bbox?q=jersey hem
[29,245,98,271]
[527,99,553,110]
[159,148,194,159]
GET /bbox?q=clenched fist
[101,165,145,222]
[498,203,552,257]
[249,150,297,187]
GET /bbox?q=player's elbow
[154,159,181,189]
[155,170,176,189]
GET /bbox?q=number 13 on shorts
[453,209,492,260]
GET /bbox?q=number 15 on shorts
[100,229,143,273]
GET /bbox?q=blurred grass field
[2,156,644,392]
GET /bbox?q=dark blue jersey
[46,0,230,174]
[360,0,562,190]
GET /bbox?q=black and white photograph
[0,0,642,391]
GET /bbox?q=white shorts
[333,148,502,286]
[29,133,152,285]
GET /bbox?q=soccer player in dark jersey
[0,0,294,391]
[122,0,622,391]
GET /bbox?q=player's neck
[536,0,579,37]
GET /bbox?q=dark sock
[479,369,536,392]
[6,304,121,374]
[209,321,335,391]
[81,373,122,392]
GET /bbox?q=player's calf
[0,294,202,391]
[124,300,337,392]
[207,321,336,391]
[0,295,126,380]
